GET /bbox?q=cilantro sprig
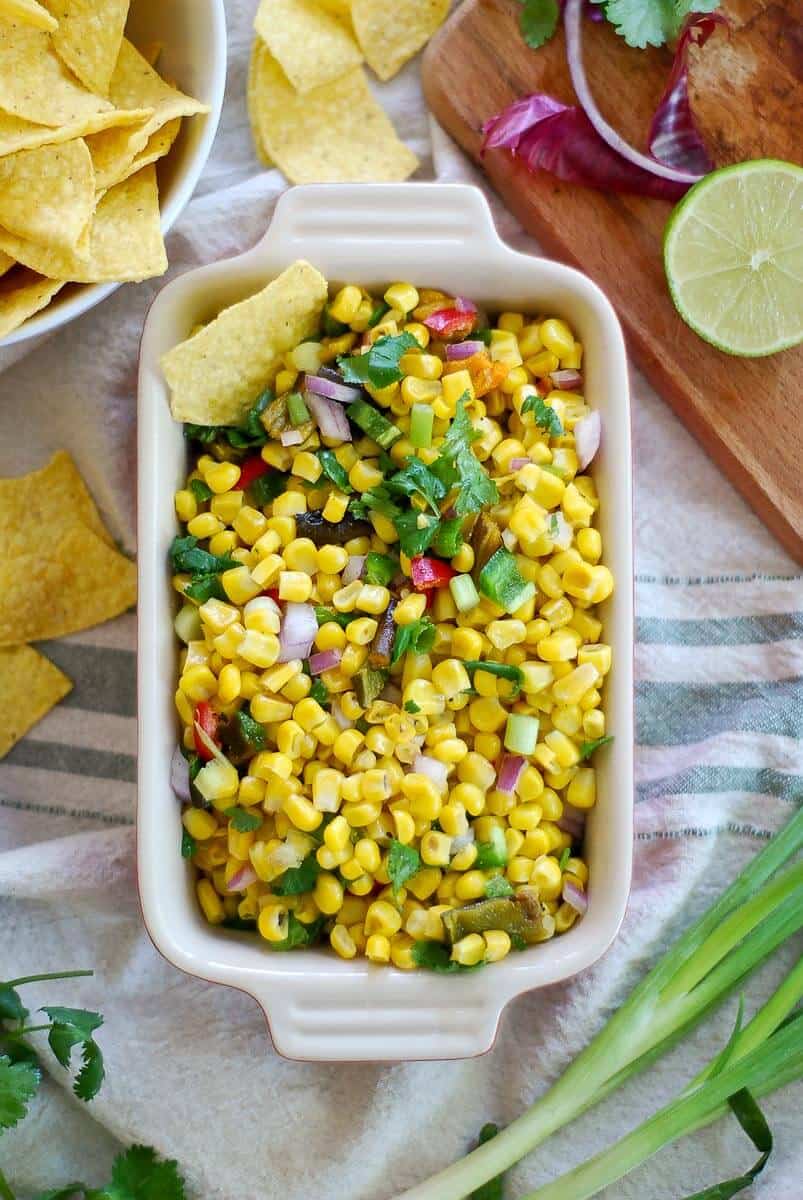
[521,394,563,438]
[521,0,723,51]
[183,390,272,449]
[519,0,560,49]
[338,332,418,389]
[391,617,436,666]
[578,734,614,761]
[387,839,421,894]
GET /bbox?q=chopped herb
[224,807,262,833]
[521,393,563,437]
[485,876,515,899]
[368,300,391,327]
[266,913,326,951]
[477,328,493,345]
[180,830,196,859]
[411,941,485,973]
[249,470,288,507]
[221,916,258,931]
[272,853,321,896]
[579,734,614,761]
[432,393,499,517]
[315,606,357,629]
[0,1056,40,1130]
[183,391,273,450]
[470,1123,506,1200]
[391,616,437,666]
[387,838,421,894]
[519,0,559,49]
[386,456,447,515]
[309,678,329,706]
[188,478,212,503]
[41,1006,105,1101]
[322,308,348,337]
[183,574,226,604]
[464,659,524,696]
[404,700,421,714]
[432,517,464,559]
[338,332,418,389]
[474,826,508,870]
[559,846,572,871]
[318,449,353,493]
[364,551,399,586]
[393,509,440,558]
[169,535,238,577]
[378,449,396,474]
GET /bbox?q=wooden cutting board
[422,0,803,562]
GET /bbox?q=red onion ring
[446,339,484,360]
[305,373,362,404]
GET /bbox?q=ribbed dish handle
[259,183,502,253]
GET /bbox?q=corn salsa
[170,279,612,971]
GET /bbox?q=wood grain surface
[422,0,803,561]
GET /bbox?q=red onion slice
[563,879,588,914]
[281,428,303,447]
[305,373,362,404]
[574,410,601,470]
[445,339,484,360]
[550,369,583,391]
[454,297,478,315]
[496,754,526,795]
[413,754,449,791]
[649,14,728,175]
[305,391,352,442]
[557,801,586,837]
[564,0,703,187]
[341,554,366,585]
[227,863,258,893]
[170,745,191,802]
[510,457,531,471]
[278,601,317,663]
[309,648,342,675]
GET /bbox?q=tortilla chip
[0,268,63,338]
[0,106,154,160]
[247,42,272,167]
[249,47,418,185]
[0,164,167,283]
[351,0,448,81]
[0,20,112,127]
[313,0,352,25]
[0,450,114,556]
[254,0,362,94]
[0,645,72,760]
[0,0,57,31]
[0,524,136,646]
[84,38,208,191]
[0,251,13,278]
[115,115,181,184]
[162,260,328,426]
[0,138,94,251]
[43,0,130,97]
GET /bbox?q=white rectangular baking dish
[137,183,634,1063]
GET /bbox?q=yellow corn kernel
[341,617,375,648]
[238,631,280,669]
[239,671,261,701]
[331,727,362,766]
[339,644,367,677]
[483,930,512,963]
[537,630,578,662]
[582,708,606,740]
[314,623,346,654]
[406,867,441,901]
[589,566,614,604]
[438,802,468,839]
[343,796,383,827]
[276,571,311,603]
[282,792,323,833]
[541,597,574,631]
[249,554,281,589]
[431,737,468,766]
[576,527,602,564]
[552,662,599,706]
[328,284,361,324]
[289,451,321,485]
[205,461,241,494]
[386,933,415,970]
[209,491,244,527]
[562,482,595,529]
[452,870,485,901]
[281,537,317,575]
[218,566,258,607]
[449,627,482,660]
[179,664,217,702]
[230,504,265,545]
[217,663,242,705]
[332,579,362,612]
[175,488,198,523]
[530,855,563,900]
[451,933,486,966]
[175,689,194,725]
[311,544,345,575]
[362,899,401,938]
[525,349,560,377]
[450,843,478,872]
[328,923,356,959]
[431,658,471,700]
[348,459,383,492]
[567,766,596,810]
[400,350,443,380]
[237,775,265,808]
[187,511,224,541]
[552,705,583,736]
[468,697,508,734]
[242,596,281,636]
[392,809,416,845]
[282,672,312,703]
[363,933,390,963]
[291,698,325,734]
[384,282,419,313]
[540,318,575,360]
[182,808,218,840]
[197,878,225,925]
[539,789,564,821]
[544,729,581,769]
[487,620,527,652]
[419,830,452,867]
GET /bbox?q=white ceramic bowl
[138,183,634,1063]
[1,0,226,348]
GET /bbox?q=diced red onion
[557,801,586,837]
[510,457,531,471]
[278,601,317,662]
[564,0,704,187]
[563,879,588,915]
[305,390,352,442]
[649,14,728,175]
[331,700,354,731]
[574,410,601,470]
[305,373,362,404]
[550,369,583,391]
[341,554,365,585]
[496,754,526,795]
[550,512,574,551]
[309,648,342,675]
[454,297,478,315]
[413,754,449,791]
[280,428,303,447]
[170,745,191,802]
[227,863,258,893]
[445,339,484,360]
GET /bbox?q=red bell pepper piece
[193,700,221,761]
[234,455,271,491]
[422,307,476,340]
[411,556,456,591]
[262,588,281,602]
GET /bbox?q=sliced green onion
[449,573,480,613]
[286,391,310,426]
[346,398,402,449]
[503,713,539,755]
[409,403,434,448]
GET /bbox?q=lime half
[664,159,803,357]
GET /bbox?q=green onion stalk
[394,807,803,1200]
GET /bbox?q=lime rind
[664,159,803,358]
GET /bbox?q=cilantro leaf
[42,1007,103,1069]
[432,517,464,559]
[0,983,28,1023]
[183,574,226,604]
[386,457,447,515]
[520,0,560,49]
[393,509,440,558]
[309,678,329,706]
[404,700,421,714]
[315,607,356,629]
[364,551,398,586]
[180,830,196,859]
[578,734,614,761]
[433,393,498,517]
[411,941,484,973]
[266,913,326,951]
[453,448,499,517]
[224,807,262,833]
[169,535,237,577]
[591,0,718,47]
[485,876,515,899]
[74,1038,105,1101]
[94,1143,186,1200]
[387,839,421,894]
[188,478,212,504]
[0,1054,40,1130]
[438,391,480,462]
[391,617,436,666]
[271,853,321,896]
[317,449,353,493]
[338,332,418,389]
[521,394,563,437]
